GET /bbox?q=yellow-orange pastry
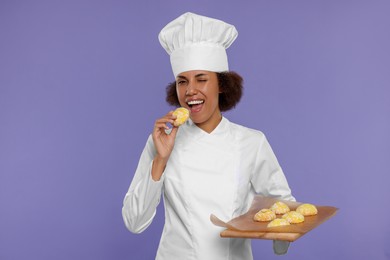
[253,209,276,222]
[296,203,318,216]
[172,107,189,126]
[267,218,291,228]
[282,211,305,224]
[270,201,290,214]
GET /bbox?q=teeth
[187,100,204,105]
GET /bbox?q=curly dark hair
[165,71,243,112]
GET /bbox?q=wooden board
[210,195,338,242]
[220,229,302,242]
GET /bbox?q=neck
[195,113,223,133]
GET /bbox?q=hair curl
[165,71,243,112]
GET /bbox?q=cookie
[296,203,318,216]
[172,107,190,126]
[270,201,290,215]
[282,211,305,224]
[267,218,291,228]
[254,209,276,222]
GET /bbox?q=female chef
[122,12,295,260]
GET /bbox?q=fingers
[153,111,176,133]
[169,125,179,138]
[154,111,176,129]
[152,111,178,160]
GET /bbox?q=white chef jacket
[122,117,295,260]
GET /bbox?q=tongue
[190,103,203,113]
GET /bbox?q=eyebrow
[195,73,208,77]
[176,75,187,80]
[176,73,208,80]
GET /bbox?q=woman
[122,12,295,259]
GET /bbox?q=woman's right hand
[151,111,178,180]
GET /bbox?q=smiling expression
[176,70,222,133]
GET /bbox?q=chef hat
[158,12,238,77]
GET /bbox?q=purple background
[1,1,389,259]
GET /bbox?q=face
[176,70,221,133]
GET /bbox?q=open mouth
[187,100,204,107]
[186,99,204,112]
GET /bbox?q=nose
[185,81,197,96]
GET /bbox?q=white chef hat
[158,12,238,77]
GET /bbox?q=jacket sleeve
[250,133,295,255]
[250,133,295,202]
[122,135,164,234]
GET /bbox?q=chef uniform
[122,12,295,260]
